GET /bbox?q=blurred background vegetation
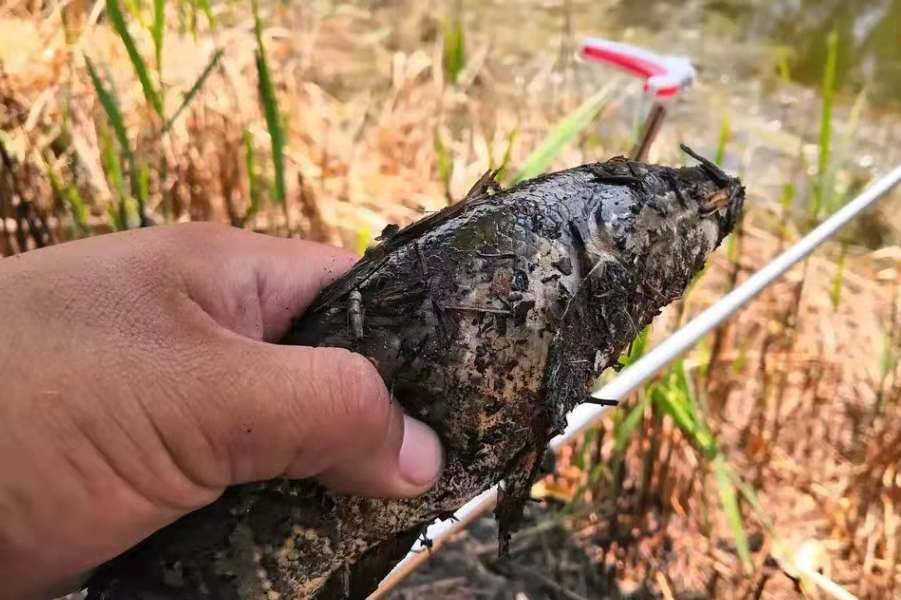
[1,0,899,598]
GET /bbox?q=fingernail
[398,416,443,488]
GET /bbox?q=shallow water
[463,0,900,105]
[611,0,901,105]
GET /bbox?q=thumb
[206,339,443,499]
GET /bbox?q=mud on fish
[87,146,744,600]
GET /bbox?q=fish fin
[305,184,496,313]
[304,167,506,314]
[385,167,498,253]
[680,143,731,185]
[462,167,503,202]
[300,254,389,315]
[593,173,642,187]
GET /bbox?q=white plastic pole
[370,164,901,598]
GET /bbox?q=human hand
[0,223,443,599]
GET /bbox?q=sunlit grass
[151,0,165,82]
[86,56,140,227]
[442,2,466,85]
[442,21,465,85]
[512,84,613,183]
[714,113,731,166]
[241,128,260,226]
[44,157,89,237]
[97,122,128,229]
[491,127,518,183]
[85,56,133,164]
[433,129,453,201]
[107,0,164,118]
[811,30,838,221]
[252,0,288,227]
[830,244,847,307]
[162,48,222,133]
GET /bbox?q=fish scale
[87,147,743,600]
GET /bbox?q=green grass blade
[434,130,452,199]
[493,127,518,182]
[442,17,465,85]
[812,30,838,221]
[779,182,795,211]
[652,367,717,456]
[354,227,373,256]
[162,48,223,133]
[881,331,896,379]
[730,469,774,531]
[830,243,847,308]
[778,182,796,240]
[241,128,260,223]
[105,204,123,231]
[122,0,147,25]
[151,0,165,75]
[91,57,145,224]
[776,47,792,83]
[100,137,125,203]
[651,385,698,441]
[98,125,128,230]
[194,0,216,29]
[513,87,611,183]
[85,56,134,163]
[731,343,749,374]
[572,428,598,471]
[64,184,90,234]
[613,392,651,456]
[46,161,89,235]
[818,31,839,179]
[713,454,753,573]
[107,0,164,118]
[622,325,652,367]
[715,114,731,166]
[133,161,150,225]
[672,360,701,416]
[252,1,286,207]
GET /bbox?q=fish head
[580,145,744,305]
[673,144,746,249]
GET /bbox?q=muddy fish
[87,146,743,599]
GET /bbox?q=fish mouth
[679,144,744,242]
[700,181,743,217]
[710,181,745,244]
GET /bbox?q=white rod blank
[371,163,901,599]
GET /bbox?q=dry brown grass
[540,228,900,598]
[0,0,615,254]
[2,1,899,598]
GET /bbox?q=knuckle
[330,349,390,432]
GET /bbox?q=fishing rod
[578,37,696,160]
[370,163,901,598]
